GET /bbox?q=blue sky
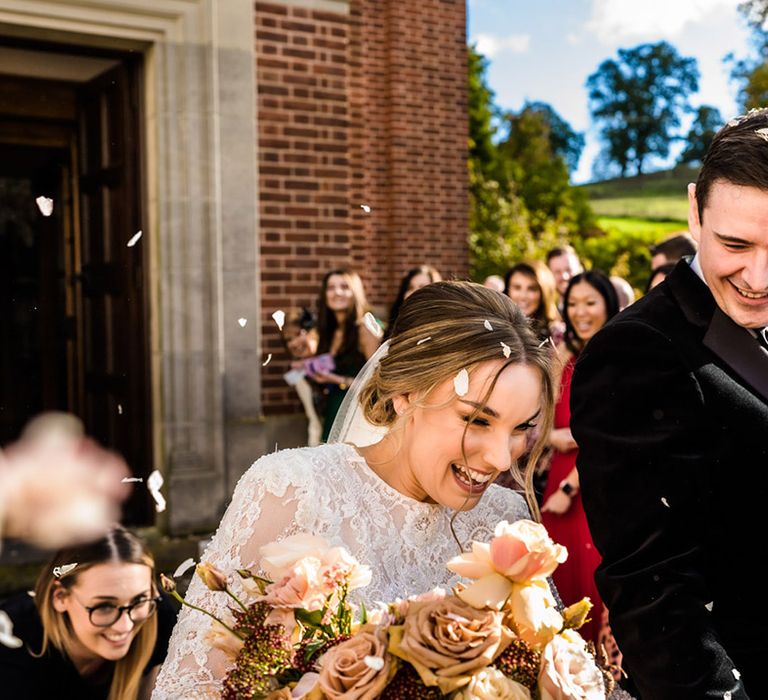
[467,0,754,182]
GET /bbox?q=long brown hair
[359,280,556,518]
[34,526,158,700]
[316,268,369,359]
[504,261,561,339]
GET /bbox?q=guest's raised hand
[549,427,577,453]
[0,413,130,549]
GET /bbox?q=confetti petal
[0,611,22,649]
[363,655,385,671]
[272,310,285,331]
[416,336,431,346]
[725,692,732,700]
[117,403,123,415]
[127,230,143,247]
[121,477,143,483]
[705,601,714,611]
[262,353,272,366]
[147,470,166,513]
[483,320,493,331]
[173,557,197,579]
[35,196,54,217]
[363,312,383,338]
[500,341,511,358]
[732,669,741,680]
[453,369,469,397]
[26,591,35,598]
[238,318,248,328]
[360,204,371,213]
[53,563,78,578]
[661,497,670,508]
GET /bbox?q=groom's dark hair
[696,108,768,222]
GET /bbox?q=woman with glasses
[0,525,175,700]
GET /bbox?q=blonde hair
[34,526,158,700]
[505,261,561,337]
[359,280,556,517]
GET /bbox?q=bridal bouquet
[162,520,610,699]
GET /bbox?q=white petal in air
[35,196,54,217]
[121,477,143,483]
[238,318,248,328]
[262,354,272,367]
[127,230,143,247]
[705,601,714,612]
[26,591,35,598]
[661,497,670,508]
[363,312,383,338]
[416,336,431,346]
[53,563,78,578]
[500,342,511,358]
[363,655,385,671]
[117,404,123,415]
[453,369,469,397]
[724,692,732,700]
[483,320,493,331]
[732,669,741,680]
[0,611,22,649]
[360,204,371,213]
[272,310,285,331]
[147,470,166,513]
[173,557,197,578]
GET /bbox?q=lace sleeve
[151,450,313,699]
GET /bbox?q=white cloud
[586,0,742,42]
[474,32,531,58]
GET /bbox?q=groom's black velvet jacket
[571,261,768,699]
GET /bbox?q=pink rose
[317,627,392,699]
[260,557,329,612]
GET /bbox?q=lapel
[666,261,768,404]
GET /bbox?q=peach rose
[322,546,372,591]
[456,667,532,700]
[389,596,513,694]
[260,557,329,612]
[508,581,563,650]
[448,520,567,585]
[539,630,605,700]
[204,620,244,661]
[259,534,333,580]
[317,627,392,699]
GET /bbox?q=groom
[571,110,768,698]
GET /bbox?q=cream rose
[390,596,513,694]
[539,630,606,700]
[317,627,392,699]
[259,534,333,580]
[456,667,532,699]
[508,581,563,650]
[260,557,329,612]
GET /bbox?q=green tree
[587,41,699,176]
[678,105,723,164]
[731,1,768,109]
[522,101,585,173]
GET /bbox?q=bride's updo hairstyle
[359,280,555,516]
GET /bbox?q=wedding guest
[153,281,556,697]
[0,413,129,551]
[645,261,676,292]
[546,245,583,302]
[384,265,442,339]
[0,525,176,700]
[280,308,322,446]
[541,270,619,644]
[649,232,696,269]
[310,269,382,442]
[504,261,564,343]
[572,109,768,698]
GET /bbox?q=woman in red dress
[541,270,620,644]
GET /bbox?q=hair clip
[53,563,78,579]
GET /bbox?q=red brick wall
[256,0,468,414]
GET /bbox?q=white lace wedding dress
[152,442,530,699]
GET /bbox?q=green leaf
[295,608,325,628]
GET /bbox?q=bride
[152,281,556,698]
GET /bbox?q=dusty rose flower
[390,596,513,694]
[317,626,392,699]
[394,587,447,618]
[264,689,292,700]
[448,520,567,584]
[456,667,532,699]
[197,562,228,592]
[259,534,332,579]
[508,581,563,650]
[539,630,605,700]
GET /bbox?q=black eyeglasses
[71,593,161,627]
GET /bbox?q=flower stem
[169,590,240,637]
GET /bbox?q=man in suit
[571,110,768,698]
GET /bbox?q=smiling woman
[0,526,176,700]
[152,281,558,698]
